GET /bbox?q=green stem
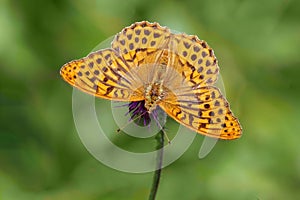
[148,130,164,200]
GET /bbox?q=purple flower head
[127,100,151,126]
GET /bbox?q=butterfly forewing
[159,86,241,139]
[60,49,144,101]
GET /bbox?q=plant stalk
[148,130,164,200]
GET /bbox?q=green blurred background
[1,0,300,199]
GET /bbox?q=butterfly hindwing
[169,34,220,87]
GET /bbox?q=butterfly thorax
[144,82,164,113]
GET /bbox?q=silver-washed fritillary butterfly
[60,21,242,139]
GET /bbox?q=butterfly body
[144,82,164,112]
[60,21,242,140]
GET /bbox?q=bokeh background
[1,0,300,199]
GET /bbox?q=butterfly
[60,21,242,140]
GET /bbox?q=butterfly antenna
[151,110,171,144]
[116,110,148,133]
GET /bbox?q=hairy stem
[148,130,164,200]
